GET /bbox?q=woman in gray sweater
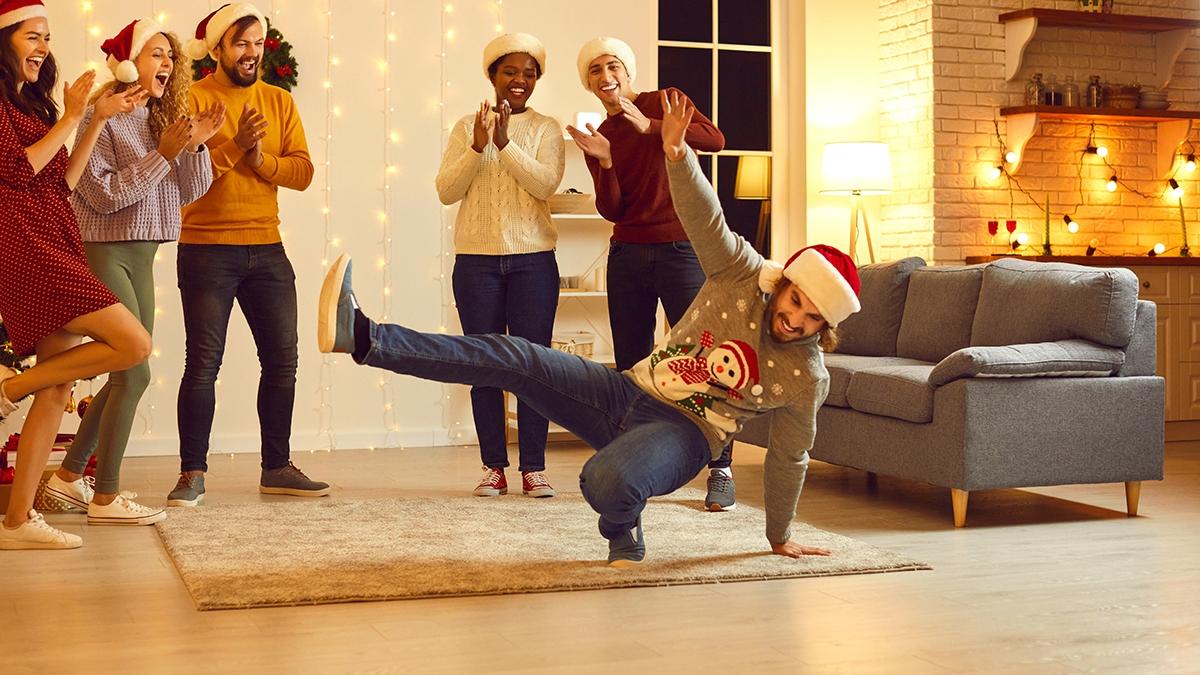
[42,18,223,525]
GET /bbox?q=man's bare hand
[771,540,832,558]
[234,103,268,152]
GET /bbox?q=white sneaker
[87,495,166,526]
[43,473,95,510]
[0,365,19,420]
[0,510,82,549]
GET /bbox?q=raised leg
[1124,481,1141,517]
[951,488,969,528]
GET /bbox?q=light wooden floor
[4,440,1199,674]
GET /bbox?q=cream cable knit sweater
[435,108,565,256]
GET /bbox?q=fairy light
[379,0,399,441]
[438,1,468,442]
[494,0,505,34]
[315,0,337,450]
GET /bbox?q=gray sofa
[738,257,1164,526]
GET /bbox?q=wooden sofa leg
[951,489,969,527]
[1125,481,1141,517]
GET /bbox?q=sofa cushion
[929,340,1126,387]
[835,257,926,357]
[844,365,936,423]
[896,265,985,363]
[824,353,933,407]
[970,258,1140,349]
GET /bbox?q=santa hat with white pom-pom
[185,3,265,61]
[100,18,166,84]
[758,244,861,328]
[0,0,46,32]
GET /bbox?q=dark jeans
[452,251,559,472]
[176,243,298,472]
[606,240,732,470]
[356,322,712,541]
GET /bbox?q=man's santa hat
[715,339,760,390]
[185,2,265,61]
[575,36,636,90]
[758,244,861,327]
[0,0,46,32]
[101,19,166,84]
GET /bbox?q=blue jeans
[606,241,733,470]
[176,243,298,472]
[606,241,706,372]
[452,251,559,472]
[356,321,711,541]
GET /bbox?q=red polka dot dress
[0,98,118,357]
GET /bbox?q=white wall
[6,0,654,456]
[804,0,884,256]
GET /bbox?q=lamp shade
[734,155,771,200]
[820,142,893,195]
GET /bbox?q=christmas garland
[0,322,28,373]
[191,19,298,91]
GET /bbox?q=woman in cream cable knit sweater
[435,33,564,499]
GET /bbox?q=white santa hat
[758,245,861,328]
[576,36,636,90]
[100,19,166,84]
[0,0,45,32]
[482,32,546,79]
[185,2,265,61]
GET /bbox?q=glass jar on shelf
[1086,75,1104,107]
[1043,74,1062,106]
[1063,75,1080,107]
[1025,72,1045,106]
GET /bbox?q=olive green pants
[61,241,158,494]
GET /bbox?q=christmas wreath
[191,19,298,91]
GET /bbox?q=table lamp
[735,155,772,253]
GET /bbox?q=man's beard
[221,58,258,87]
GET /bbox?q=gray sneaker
[167,472,205,507]
[259,462,330,497]
[318,253,357,354]
[705,469,737,511]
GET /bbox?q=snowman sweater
[627,149,829,545]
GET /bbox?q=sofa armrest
[929,340,1125,387]
[1117,300,1156,377]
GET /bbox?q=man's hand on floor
[771,540,832,558]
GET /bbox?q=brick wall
[883,0,1200,265]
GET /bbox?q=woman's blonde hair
[91,31,190,140]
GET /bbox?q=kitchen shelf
[997,105,1198,177]
[999,9,1200,86]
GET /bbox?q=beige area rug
[156,489,929,610]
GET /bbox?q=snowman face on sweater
[708,344,749,389]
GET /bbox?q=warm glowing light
[986,165,1002,181]
[156,13,167,23]
[331,56,341,66]
[376,59,388,73]
[1004,151,1019,164]
[1016,232,1029,245]
[332,105,342,117]
[1169,178,1184,199]
[322,80,331,88]
[1107,175,1118,192]
[445,4,454,12]
[389,130,401,143]
[1067,221,1079,234]
[88,25,101,37]
[446,29,455,40]
[321,207,330,215]
[1096,145,1109,158]
[1154,242,1166,255]
[332,237,342,247]
[81,0,92,11]
[1187,154,1197,172]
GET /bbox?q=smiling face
[587,54,631,109]
[215,17,263,87]
[9,17,49,85]
[135,33,172,99]
[490,52,538,112]
[766,280,828,344]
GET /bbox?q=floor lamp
[735,155,771,254]
[820,142,893,264]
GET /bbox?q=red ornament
[0,466,13,484]
[265,37,280,51]
[1005,219,1017,234]
[987,220,999,236]
[275,64,293,77]
[77,394,94,420]
[200,66,215,77]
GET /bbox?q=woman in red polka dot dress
[0,0,151,550]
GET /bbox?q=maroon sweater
[584,87,724,243]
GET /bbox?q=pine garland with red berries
[191,20,298,91]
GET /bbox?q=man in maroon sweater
[566,37,737,512]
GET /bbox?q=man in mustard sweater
[167,3,327,506]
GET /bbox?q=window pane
[717,50,770,151]
[659,0,712,43]
[697,154,713,183]
[717,155,769,254]
[658,46,713,120]
[717,0,770,46]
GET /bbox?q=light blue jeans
[357,320,712,540]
